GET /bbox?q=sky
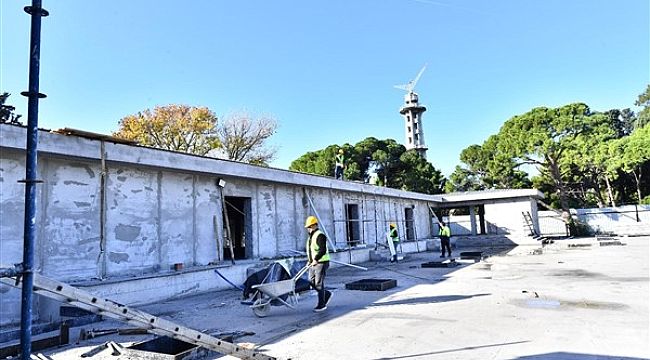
[1,0,648,177]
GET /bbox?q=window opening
[345,204,361,246]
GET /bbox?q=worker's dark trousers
[334,166,343,180]
[441,237,451,257]
[309,261,330,306]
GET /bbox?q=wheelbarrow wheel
[252,293,271,317]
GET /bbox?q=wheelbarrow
[250,264,310,317]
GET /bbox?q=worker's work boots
[313,291,332,312]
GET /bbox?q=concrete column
[469,206,477,235]
[478,205,486,234]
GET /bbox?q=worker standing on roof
[439,221,452,258]
[389,223,400,263]
[334,149,345,180]
[305,216,332,312]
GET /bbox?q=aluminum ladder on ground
[0,269,276,360]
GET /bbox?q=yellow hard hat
[304,216,318,228]
[338,149,344,154]
[390,223,396,228]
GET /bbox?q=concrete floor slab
[35,237,649,359]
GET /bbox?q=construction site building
[0,123,543,326]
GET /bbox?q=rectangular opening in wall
[345,203,361,246]
[223,196,252,260]
[404,207,415,241]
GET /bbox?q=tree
[448,137,531,193]
[496,103,603,210]
[634,84,650,129]
[0,93,22,125]
[609,124,650,203]
[562,110,618,207]
[213,111,278,166]
[290,137,445,194]
[114,106,278,166]
[114,104,218,155]
[446,165,482,192]
[397,150,445,194]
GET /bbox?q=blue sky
[1,0,648,176]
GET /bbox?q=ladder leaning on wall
[0,266,276,360]
[522,211,540,238]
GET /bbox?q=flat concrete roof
[33,236,648,359]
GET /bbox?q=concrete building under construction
[0,123,544,326]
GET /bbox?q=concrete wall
[484,198,538,237]
[575,205,650,236]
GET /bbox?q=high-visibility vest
[306,229,330,263]
[389,227,399,242]
[336,154,344,167]
[439,225,451,237]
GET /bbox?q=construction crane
[394,64,427,94]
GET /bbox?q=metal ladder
[0,270,276,360]
[522,211,540,237]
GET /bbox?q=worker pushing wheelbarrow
[249,263,311,317]
[250,215,368,317]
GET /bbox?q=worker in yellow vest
[305,216,332,312]
[334,149,345,180]
[439,221,452,258]
[389,223,400,263]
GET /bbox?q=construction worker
[304,216,332,312]
[389,223,400,262]
[334,149,345,180]
[439,221,452,258]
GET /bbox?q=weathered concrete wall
[41,158,102,280]
[0,149,33,325]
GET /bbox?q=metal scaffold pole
[19,1,48,359]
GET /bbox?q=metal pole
[19,1,48,358]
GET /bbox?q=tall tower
[399,91,428,159]
[395,65,428,159]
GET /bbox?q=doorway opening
[223,196,252,260]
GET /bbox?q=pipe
[287,250,367,270]
[214,269,244,291]
[19,1,48,358]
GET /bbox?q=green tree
[562,111,617,207]
[446,165,482,192]
[290,137,445,194]
[496,103,603,210]
[634,84,650,129]
[114,104,219,155]
[0,92,22,125]
[448,137,531,193]
[397,150,445,194]
[609,124,650,203]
